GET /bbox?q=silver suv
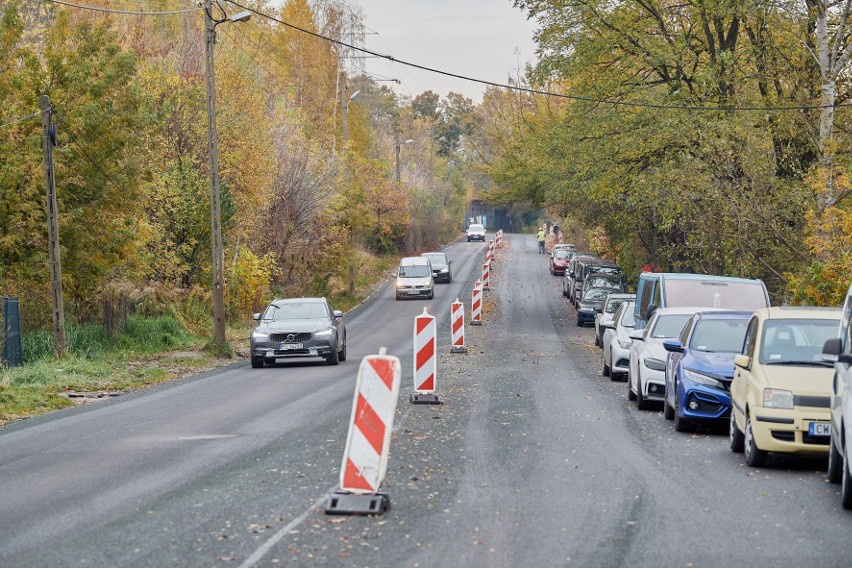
[395,256,434,300]
[823,283,852,508]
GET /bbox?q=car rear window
[663,280,768,311]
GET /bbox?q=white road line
[239,399,414,567]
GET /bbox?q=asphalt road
[1,235,849,567]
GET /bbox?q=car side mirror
[252,313,261,321]
[628,330,645,341]
[333,310,344,319]
[663,339,684,353]
[822,338,852,364]
[734,354,751,369]
[645,303,658,320]
[602,322,615,330]
[448,260,453,265]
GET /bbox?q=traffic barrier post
[450,299,466,353]
[411,307,440,404]
[471,281,483,325]
[326,347,401,515]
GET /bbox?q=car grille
[793,395,830,408]
[270,332,313,343]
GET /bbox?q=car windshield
[759,318,840,365]
[468,224,484,232]
[663,279,768,311]
[399,265,431,278]
[605,297,627,314]
[689,319,749,353]
[422,254,446,267]
[620,305,636,327]
[583,288,611,301]
[585,266,621,279]
[650,314,692,338]
[263,302,328,320]
[554,250,571,259]
[586,276,621,290]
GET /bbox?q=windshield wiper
[764,360,832,367]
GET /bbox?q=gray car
[250,297,346,367]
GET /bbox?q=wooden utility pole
[40,95,65,357]
[204,0,227,348]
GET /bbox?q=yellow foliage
[227,247,278,318]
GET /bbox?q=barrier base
[324,490,390,516]
[470,320,482,326]
[410,392,442,405]
[450,346,467,353]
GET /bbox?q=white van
[395,257,434,300]
[633,272,770,329]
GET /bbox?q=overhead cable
[45,0,202,15]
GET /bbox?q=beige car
[729,307,841,467]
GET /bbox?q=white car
[466,223,486,242]
[602,300,635,381]
[824,283,852,509]
[628,307,696,410]
[595,293,635,347]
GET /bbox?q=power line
[0,110,47,128]
[225,0,852,113]
[44,0,201,15]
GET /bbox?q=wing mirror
[252,313,261,321]
[663,339,684,353]
[822,338,852,364]
[628,330,645,341]
[333,310,344,319]
[734,354,751,369]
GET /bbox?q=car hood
[430,262,448,270]
[579,299,604,310]
[683,351,737,378]
[256,319,332,333]
[398,277,432,286]
[554,258,569,266]
[759,364,834,395]
[643,338,671,360]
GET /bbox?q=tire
[250,356,264,369]
[828,432,842,483]
[674,408,690,432]
[628,375,637,401]
[664,397,674,420]
[576,317,582,327]
[744,414,768,467]
[428,290,434,300]
[729,410,745,453]
[842,444,852,510]
[602,352,610,377]
[594,333,600,347]
[636,372,651,410]
[338,336,347,362]
[326,347,339,366]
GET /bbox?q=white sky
[351,0,539,103]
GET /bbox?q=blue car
[662,310,752,432]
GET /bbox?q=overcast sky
[351,0,539,103]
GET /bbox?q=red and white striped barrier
[496,230,504,247]
[482,262,491,290]
[326,348,401,515]
[488,239,495,262]
[411,308,440,404]
[471,280,483,325]
[450,298,466,353]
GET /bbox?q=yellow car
[729,307,841,467]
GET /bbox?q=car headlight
[314,329,334,338]
[440,267,449,273]
[644,357,666,371]
[579,304,594,311]
[763,388,794,409]
[396,280,405,288]
[683,369,723,389]
[252,331,269,340]
[617,339,632,349]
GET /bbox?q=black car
[421,252,453,283]
[577,275,626,327]
[250,297,346,367]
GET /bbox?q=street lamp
[341,83,360,295]
[395,134,413,184]
[204,0,250,349]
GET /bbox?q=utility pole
[204,0,226,349]
[40,95,65,357]
[341,75,360,296]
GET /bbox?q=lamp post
[204,1,250,349]
[394,132,413,184]
[341,80,360,295]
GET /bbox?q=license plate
[280,343,303,350]
[809,422,831,436]
[407,290,420,295]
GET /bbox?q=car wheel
[729,410,744,453]
[428,290,434,300]
[325,347,339,366]
[339,336,347,362]
[576,316,582,327]
[602,351,610,377]
[673,406,690,432]
[744,414,768,467]
[828,430,843,483]
[627,373,637,401]
[250,356,264,369]
[842,439,852,510]
[663,396,674,421]
[594,332,600,347]
[636,372,651,410]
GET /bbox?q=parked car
[466,223,486,242]
[549,248,573,276]
[573,260,620,307]
[421,252,452,283]
[250,297,346,368]
[729,307,841,467]
[633,272,771,330]
[602,300,636,381]
[576,275,626,327]
[395,256,434,300]
[566,253,601,306]
[595,293,635,347]
[552,243,577,254]
[628,307,696,410]
[662,310,751,431]
[822,284,852,508]
[561,251,586,297]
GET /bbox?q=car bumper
[611,345,631,374]
[552,265,567,275]
[433,272,451,283]
[396,287,433,298]
[750,407,831,454]
[577,309,598,324]
[641,368,666,400]
[677,381,731,421]
[467,235,485,241]
[252,339,335,360]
